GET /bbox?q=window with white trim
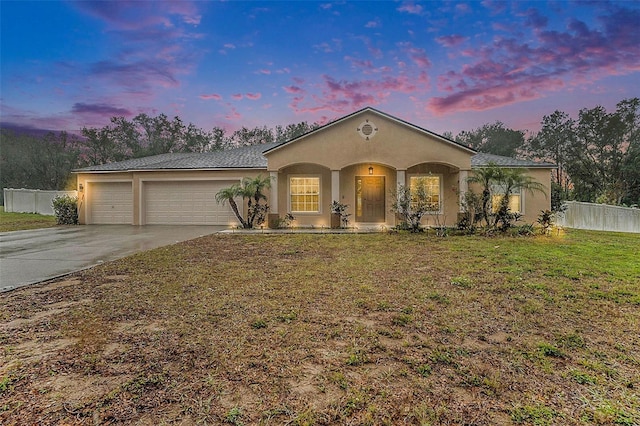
[290,177,320,213]
[409,175,441,211]
[491,185,522,213]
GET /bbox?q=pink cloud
[246,93,262,100]
[398,42,432,68]
[436,34,468,48]
[224,106,241,121]
[73,1,202,31]
[288,74,423,115]
[231,94,243,100]
[397,2,424,15]
[428,5,640,114]
[314,39,342,53]
[199,93,222,101]
[455,3,470,14]
[72,1,203,102]
[365,19,381,29]
[344,56,374,71]
[257,69,271,75]
[283,85,304,94]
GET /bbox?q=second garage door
[143,180,241,225]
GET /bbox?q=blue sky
[1,1,639,136]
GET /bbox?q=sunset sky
[1,1,639,136]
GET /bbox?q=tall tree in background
[274,121,320,142]
[526,111,575,210]
[455,121,525,157]
[617,98,640,205]
[0,130,80,199]
[80,113,228,165]
[228,126,274,147]
[567,99,639,204]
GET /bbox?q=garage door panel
[144,181,241,225]
[88,182,133,224]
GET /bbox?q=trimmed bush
[52,195,78,225]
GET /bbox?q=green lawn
[0,206,57,232]
[1,230,639,425]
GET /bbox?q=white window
[290,177,320,213]
[409,175,442,212]
[491,185,522,213]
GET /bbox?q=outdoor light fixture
[79,184,84,192]
[368,166,374,175]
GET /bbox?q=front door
[356,176,385,222]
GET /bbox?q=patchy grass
[0,206,57,232]
[1,229,639,425]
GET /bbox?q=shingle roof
[472,152,556,168]
[75,139,555,173]
[74,143,277,172]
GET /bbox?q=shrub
[391,184,438,232]
[331,201,351,227]
[51,195,78,225]
[537,209,554,234]
[273,213,295,229]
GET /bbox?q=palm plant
[493,168,546,228]
[215,175,272,228]
[215,184,248,228]
[243,175,272,227]
[467,164,504,227]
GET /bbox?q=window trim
[408,174,443,214]
[288,175,322,214]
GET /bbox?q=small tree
[467,163,504,227]
[493,168,546,230]
[244,175,272,227]
[391,184,438,232]
[457,189,483,233]
[215,184,248,228]
[215,175,271,229]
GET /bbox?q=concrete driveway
[0,225,224,292]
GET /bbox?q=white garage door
[143,180,241,225]
[88,182,133,224]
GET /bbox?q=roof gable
[263,107,476,156]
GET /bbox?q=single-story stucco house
[74,107,554,227]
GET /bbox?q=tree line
[1,98,638,207]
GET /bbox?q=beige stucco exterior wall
[520,168,552,222]
[275,164,332,227]
[265,111,473,171]
[265,110,474,227]
[76,169,267,225]
[466,168,552,225]
[406,163,461,227]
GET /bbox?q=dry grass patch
[1,230,639,425]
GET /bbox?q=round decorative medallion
[357,119,378,140]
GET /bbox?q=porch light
[368,166,374,175]
[79,184,84,192]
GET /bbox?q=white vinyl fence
[3,188,78,216]
[556,201,640,234]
